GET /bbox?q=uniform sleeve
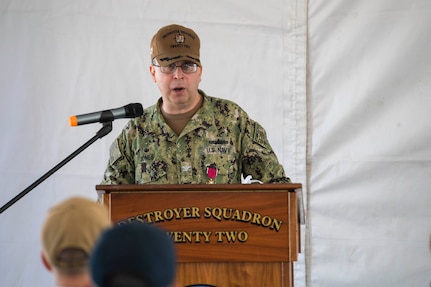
[241,119,291,183]
[100,125,136,185]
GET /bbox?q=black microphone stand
[0,122,113,214]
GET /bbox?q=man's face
[150,60,202,114]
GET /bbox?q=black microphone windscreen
[124,103,144,118]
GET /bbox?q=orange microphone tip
[69,116,78,126]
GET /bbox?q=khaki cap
[150,24,201,67]
[41,197,111,270]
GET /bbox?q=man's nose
[173,66,184,79]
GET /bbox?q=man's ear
[149,65,156,82]
[41,252,52,271]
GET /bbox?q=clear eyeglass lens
[161,63,197,74]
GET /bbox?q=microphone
[69,103,144,126]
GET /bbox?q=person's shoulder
[121,101,160,133]
[131,102,159,121]
[200,90,247,114]
[142,101,159,115]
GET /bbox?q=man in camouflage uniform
[101,24,290,185]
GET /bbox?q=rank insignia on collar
[206,164,217,184]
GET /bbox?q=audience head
[90,223,176,287]
[40,196,111,285]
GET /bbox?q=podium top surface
[96,183,302,193]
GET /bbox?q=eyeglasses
[152,62,198,74]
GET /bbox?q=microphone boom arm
[0,122,113,214]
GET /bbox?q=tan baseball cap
[41,197,111,270]
[150,24,201,67]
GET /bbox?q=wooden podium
[96,183,302,287]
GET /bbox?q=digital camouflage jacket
[101,90,290,185]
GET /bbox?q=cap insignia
[175,33,185,43]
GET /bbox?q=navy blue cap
[90,223,176,287]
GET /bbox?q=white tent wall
[1,0,430,287]
[307,0,431,286]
